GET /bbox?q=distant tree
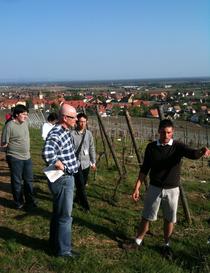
[192,103,201,112]
[141,104,150,117]
[129,105,149,117]
[85,107,95,116]
[206,97,210,105]
[129,106,141,117]
[64,95,84,100]
[133,92,149,100]
[51,103,59,113]
[97,95,106,103]
[25,99,33,109]
[198,113,207,125]
[181,111,191,121]
[111,105,122,116]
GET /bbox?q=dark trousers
[6,155,36,208]
[74,167,90,211]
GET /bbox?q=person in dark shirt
[123,119,210,258]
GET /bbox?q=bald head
[59,104,77,128]
[60,104,77,116]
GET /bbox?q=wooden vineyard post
[158,105,192,224]
[124,109,148,189]
[157,104,165,120]
[95,106,124,200]
[99,121,109,168]
[179,183,192,224]
[206,126,209,147]
[121,146,127,175]
[95,107,123,176]
[124,109,141,164]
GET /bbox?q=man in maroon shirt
[123,119,210,259]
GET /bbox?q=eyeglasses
[63,115,77,119]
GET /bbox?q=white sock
[135,238,142,245]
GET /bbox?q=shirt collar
[157,138,173,146]
[75,129,86,135]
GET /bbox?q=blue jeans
[48,174,75,256]
[6,155,36,207]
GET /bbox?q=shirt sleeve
[41,123,47,140]
[89,131,96,164]
[140,143,152,176]
[42,134,62,165]
[178,142,204,160]
[1,123,11,145]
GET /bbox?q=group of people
[1,104,96,257]
[1,103,210,259]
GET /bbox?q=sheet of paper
[43,165,64,183]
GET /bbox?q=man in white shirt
[41,112,58,140]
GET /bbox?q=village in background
[0,77,210,126]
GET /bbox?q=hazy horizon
[0,76,210,87]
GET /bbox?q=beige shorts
[142,185,180,223]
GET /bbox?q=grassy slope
[0,127,209,273]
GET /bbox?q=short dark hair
[47,112,58,122]
[77,112,88,121]
[13,104,29,118]
[158,119,174,130]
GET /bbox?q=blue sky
[0,0,209,82]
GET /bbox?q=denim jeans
[6,155,36,207]
[48,174,75,256]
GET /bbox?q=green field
[0,127,209,273]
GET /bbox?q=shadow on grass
[0,187,51,211]
[0,172,10,177]
[0,196,51,221]
[174,248,210,272]
[0,226,50,254]
[0,181,11,194]
[36,193,52,202]
[0,196,14,209]
[14,206,51,221]
[88,184,122,206]
[177,239,210,272]
[0,195,51,220]
[148,243,210,272]
[73,215,129,244]
[35,187,52,202]
[34,174,46,182]
[88,191,118,207]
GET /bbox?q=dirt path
[0,152,12,211]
